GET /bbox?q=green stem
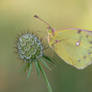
[34,61,40,77]
[38,62,52,92]
[27,63,32,79]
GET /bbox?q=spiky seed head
[17,33,43,63]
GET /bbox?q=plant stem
[38,62,52,92]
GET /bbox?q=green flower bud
[17,33,43,63]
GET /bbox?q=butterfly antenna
[34,15,55,35]
[34,15,52,28]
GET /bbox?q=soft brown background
[0,0,92,92]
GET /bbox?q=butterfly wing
[48,28,92,69]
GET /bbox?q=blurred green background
[0,0,92,92]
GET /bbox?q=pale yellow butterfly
[34,15,92,70]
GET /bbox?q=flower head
[17,33,43,62]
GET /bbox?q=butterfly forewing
[48,28,92,69]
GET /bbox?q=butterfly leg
[51,40,61,46]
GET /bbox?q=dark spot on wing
[77,29,82,34]
[83,56,87,59]
[86,35,89,38]
[78,59,81,62]
[89,41,92,44]
[88,51,92,55]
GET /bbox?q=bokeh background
[0,0,92,92]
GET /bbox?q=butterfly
[34,15,92,70]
